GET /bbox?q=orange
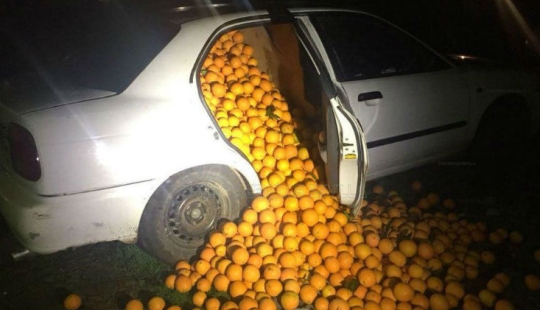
[236,96,251,111]
[429,293,450,310]
[307,252,323,268]
[407,264,424,279]
[426,276,444,293]
[234,67,246,79]
[299,284,318,304]
[283,236,299,252]
[301,209,319,227]
[494,300,515,310]
[326,232,344,246]
[358,268,377,288]
[251,196,270,212]
[284,279,301,294]
[231,247,250,265]
[237,221,254,237]
[417,242,434,260]
[229,281,248,298]
[364,232,380,248]
[262,263,281,280]
[335,251,353,270]
[282,211,298,224]
[238,297,258,310]
[265,130,280,144]
[64,294,82,310]
[265,279,284,297]
[314,297,330,310]
[194,259,211,276]
[396,240,416,258]
[280,267,299,281]
[280,291,300,310]
[379,232,395,245]
[348,232,364,246]
[281,222,298,237]
[220,221,238,238]
[199,247,216,262]
[211,82,227,98]
[259,79,273,92]
[208,231,226,248]
[268,193,284,208]
[205,297,221,310]
[164,274,177,289]
[324,256,341,273]
[213,274,230,292]
[204,70,220,83]
[174,275,192,293]
[525,274,540,291]
[309,274,327,292]
[299,196,315,211]
[232,31,244,43]
[355,243,372,260]
[225,263,243,282]
[319,242,338,259]
[276,158,290,172]
[393,282,414,302]
[388,250,407,267]
[260,222,277,240]
[259,209,277,224]
[284,196,299,212]
[328,297,350,310]
[192,291,207,308]
[125,299,144,310]
[196,278,212,292]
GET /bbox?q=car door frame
[291,13,368,215]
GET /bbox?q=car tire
[469,101,530,164]
[137,165,247,264]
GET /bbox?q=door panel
[307,12,470,178]
[343,69,469,178]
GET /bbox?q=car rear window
[0,2,180,93]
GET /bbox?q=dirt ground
[1,135,540,310]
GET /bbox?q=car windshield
[0,2,180,93]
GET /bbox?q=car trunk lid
[0,73,116,116]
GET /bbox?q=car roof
[137,0,378,24]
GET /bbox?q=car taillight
[7,123,41,181]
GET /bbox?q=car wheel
[469,102,530,164]
[138,165,247,264]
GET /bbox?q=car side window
[311,12,450,81]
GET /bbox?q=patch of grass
[106,243,171,278]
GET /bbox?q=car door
[302,11,470,179]
[289,17,368,215]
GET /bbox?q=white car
[1,3,538,263]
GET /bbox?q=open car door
[324,96,369,216]
[292,18,369,217]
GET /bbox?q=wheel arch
[136,163,254,263]
[139,163,255,221]
[469,92,532,156]
[473,93,532,142]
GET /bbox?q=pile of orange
[121,29,540,310]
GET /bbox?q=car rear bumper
[0,166,157,254]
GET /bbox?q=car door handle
[358,91,383,102]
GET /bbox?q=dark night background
[1,0,540,69]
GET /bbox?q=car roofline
[147,0,375,24]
